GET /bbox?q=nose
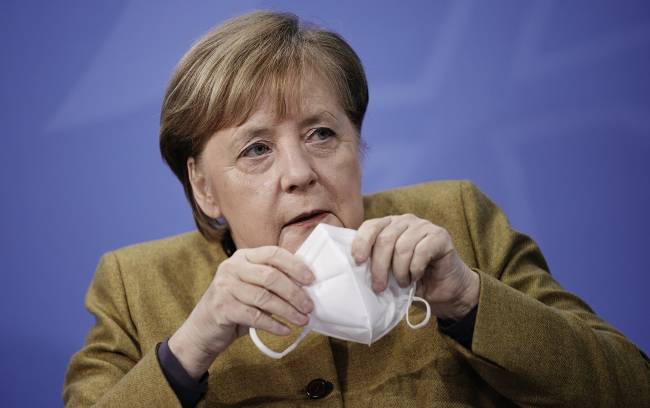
[278,143,317,193]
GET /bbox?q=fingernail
[303,270,314,283]
[279,325,291,335]
[293,313,308,325]
[377,281,389,292]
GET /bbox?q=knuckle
[236,248,251,260]
[423,232,437,245]
[357,220,370,231]
[386,216,399,227]
[394,241,412,257]
[252,246,273,262]
[415,219,430,229]
[365,217,388,231]
[260,268,280,287]
[239,249,259,266]
[416,221,430,234]
[410,257,427,274]
[353,234,369,250]
[218,259,235,275]
[270,245,283,260]
[370,217,387,226]
[248,307,265,326]
[376,232,397,246]
[253,288,273,308]
[432,225,449,238]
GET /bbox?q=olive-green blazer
[63,181,650,407]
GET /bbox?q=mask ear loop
[405,285,431,329]
[249,327,310,359]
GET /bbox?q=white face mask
[249,223,431,359]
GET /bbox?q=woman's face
[189,73,365,253]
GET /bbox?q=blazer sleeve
[445,181,650,407]
[63,252,183,407]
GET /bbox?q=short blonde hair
[159,11,369,242]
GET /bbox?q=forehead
[237,69,345,128]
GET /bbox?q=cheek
[261,176,275,191]
[338,154,362,190]
[330,155,364,227]
[218,173,280,247]
[330,143,362,180]
[226,181,274,218]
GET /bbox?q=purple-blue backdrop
[1,1,649,406]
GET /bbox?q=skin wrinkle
[189,71,365,254]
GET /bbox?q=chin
[279,229,313,253]
[279,213,344,253]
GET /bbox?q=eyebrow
[298,111,338,128]
[229,128,267,153]
[230,110,340,151]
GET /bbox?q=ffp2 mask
[250,223,431,359]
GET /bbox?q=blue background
[2,1,649,406]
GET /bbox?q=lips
[284,210,329,227]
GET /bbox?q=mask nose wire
[405,285,431,329]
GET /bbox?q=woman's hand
[168,246,314,379]
[351,214,479,321]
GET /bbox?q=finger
[242,246,313,285]
[392,225,428,287]
[409,229,453,281]
[229,281,309,327]
[237,264,314,314]
[370,220,409,292]
[351,217,392,264]
[229,303,291,336]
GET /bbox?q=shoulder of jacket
[363,179,472,220]
[102,231,225,281]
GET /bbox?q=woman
[64,11,649,407]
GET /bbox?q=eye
[241,142,271,158]
[308,127,336,142]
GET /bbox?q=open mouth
[285,210,329,227]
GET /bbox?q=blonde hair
[159,11,369,242]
